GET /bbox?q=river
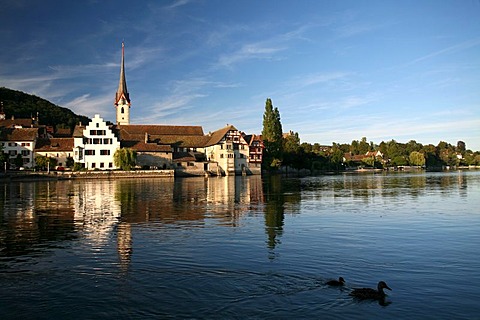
[1,171,479,319]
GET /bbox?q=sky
[1,0,479,151]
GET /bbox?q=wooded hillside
[0,87,90,131]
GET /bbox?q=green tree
[409,151,425,167]
[456,141,466,154]
[114,148,137,171]
[358,137,370,155]
[65,156,75,168]
[283,131,302,169]
[35,155,57,170]
[391,155,408,166]
[262,98,283,169]
[0,145,8,170]
[14,154,24,168]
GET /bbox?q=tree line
[261,99,480,172]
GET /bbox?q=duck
[326,277,345,286]
[349,281,392,300]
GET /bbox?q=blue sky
[1,0,479,151]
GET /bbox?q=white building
[0,127,38,169]
[73,114,120,170]
[35,138,74,169]
[204,125,249,175]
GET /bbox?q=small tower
[115,42,131,125]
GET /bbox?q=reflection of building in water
[205,175,264,226]
[73,180,121,244]
[0,181,77,257]
[117,222,132,273]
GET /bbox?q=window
[109,162,113,168]
[91,163,96,168]
[85,150,95,156]
[220,154,224,158]
[21,150,30,156]
[9,150,17,156]
[90,130,106,136]
[100,150,110,155]
[100,162,104,168]
[103,138,111,144]
[21,143,30,147]
[93,138,101,144]
[96,123,99,128]
[121,107,124,114]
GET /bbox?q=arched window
[121,107,124,114]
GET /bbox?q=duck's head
[378,281,392,291]
[339,277,345,284]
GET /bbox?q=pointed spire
[115,42,130,106]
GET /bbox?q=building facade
[0,127,38,169]
[73,114,120,170]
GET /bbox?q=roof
[205,124,238,146]
[115,42,130,106]
[0,118,35,128]
[54,127,72,137]
[121,140,172,152]
[118,124,204,137]
[243,133,264,146]
[35,138,74,151]
[173,151,206,162]
[117,124,207,148]
[0,127,38,141]
[72,124,86,137]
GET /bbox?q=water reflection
[0,171,476,266]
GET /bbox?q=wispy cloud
[216,42,286,68]
[64,94,113,118]
[407,38,480,66]
[164,0,192,10]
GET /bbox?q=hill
[0,87,90,132]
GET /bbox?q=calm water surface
[1,171,479,319]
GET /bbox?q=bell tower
[115,42,131,125]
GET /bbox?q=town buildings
[0,43,263,175]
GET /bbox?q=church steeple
[115,42,131,125]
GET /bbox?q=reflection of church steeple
[115,42,131,125]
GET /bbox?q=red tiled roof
[118,125,204,137]
[0,118,35,128]
[205,124,238,146]
[54,128,72,137]
[122,140,172,152]
[35,138,74,151]
[116,124,208,148]
[72,124,86,137]
[0,127,38,141]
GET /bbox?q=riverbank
[0,169,174,181]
